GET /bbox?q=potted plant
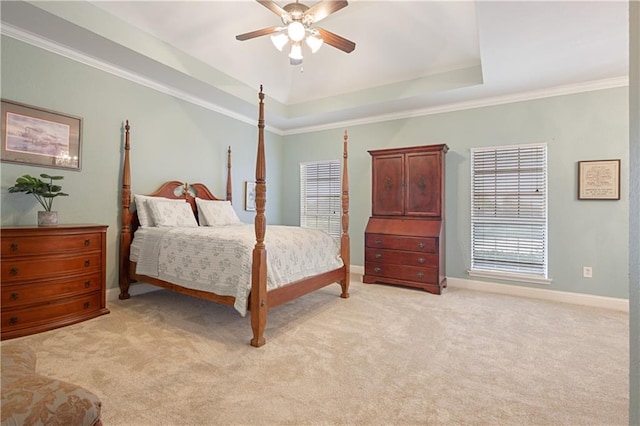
[8,173,69,226]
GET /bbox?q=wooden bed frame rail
[119,86,350,347]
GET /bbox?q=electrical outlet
[583,266,593,278]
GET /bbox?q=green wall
[281,88,629,299]
[1,34,630,300]
[0,36,284,292]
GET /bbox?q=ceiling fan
[236,0,356,66]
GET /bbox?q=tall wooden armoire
[363,144,448,294]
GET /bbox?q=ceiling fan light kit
[236,0,356,66]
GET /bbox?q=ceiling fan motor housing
[282,2,313,27]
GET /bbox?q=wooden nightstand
[1,224,110,340]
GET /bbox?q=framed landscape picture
[578,159,620,200]
[1,99,82,171]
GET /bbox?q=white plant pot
[38,211,58,226]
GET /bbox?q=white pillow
[147,199,198,227]
[196,198,240,226]
[134,195,185,227]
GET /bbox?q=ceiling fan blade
[236,26,281,41]
[305,0,348,23]
[316,27,356,53]
[257,0,287,18]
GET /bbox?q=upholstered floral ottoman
[1,345,102,426]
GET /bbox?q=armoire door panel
[406,152,441,216]
[371,154,404,216]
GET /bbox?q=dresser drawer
[1,292,102,333]
[1,232,103,257]
[365,262,438,284]
[366,233,437,253]
[2,253,102,283]
[2,272,102,308]
[365,248,438,267]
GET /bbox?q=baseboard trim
[351,265,364,276]
[447,277,629,312]
[106,283,161,301]
[109,268,627,313]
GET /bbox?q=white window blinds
[300,160,342,239]
[470,144,548,279]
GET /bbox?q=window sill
[468,269,552,286]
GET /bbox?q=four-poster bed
[118,87,350,347]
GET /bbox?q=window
[300,160,342,239]
[470,143,549,283]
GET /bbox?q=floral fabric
[1,345,102,426]
[133,195,185,227]
[133,224,343,316]
[195,198,240,226]
[147,199,198,228]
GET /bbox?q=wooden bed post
[227,146,232,203]
[340,130,350,298]
[250,86,268,347]
[119,120,132,300]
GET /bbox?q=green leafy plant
[8,173,69,212]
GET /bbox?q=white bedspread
[131,225,343,316]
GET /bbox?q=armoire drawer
[1,253,102,283]
[1,292,103,333]
[365,262,438,284]
[1,272,102,308]
[365,248,438,267]
[366,233,437,253]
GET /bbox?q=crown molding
[3,24,628,137]
[282,76,629,135]
[0,24,284,135]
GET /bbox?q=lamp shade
[271,33,289,51]
[289,43,303,61]
[305,34,324,53]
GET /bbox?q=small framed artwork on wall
[578,159,621,200]
[245,181,256,211]
[1,99,82,171]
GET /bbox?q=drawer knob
[84,281,91,288]
[83,302,91,309]
[84,260,91,267]
[375,239,382,245]
[418,257,426,264]
[10,243,18,251]
[374,267,381,273]
[9,317,18,325]
[84,239,91,246]
[418,242,426,249]
[375,253,382,259]
[417,272,425,279]
[9,267,19,276]
[10,292,19,301]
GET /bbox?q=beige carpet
[1,277,629,425]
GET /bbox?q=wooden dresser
[363,144,448,294]
[1,224,109,340]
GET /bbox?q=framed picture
[1,99,82,171]
[578,159,620,200]
[245,181,256,211]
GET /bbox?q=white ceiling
[0,1,630,134]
